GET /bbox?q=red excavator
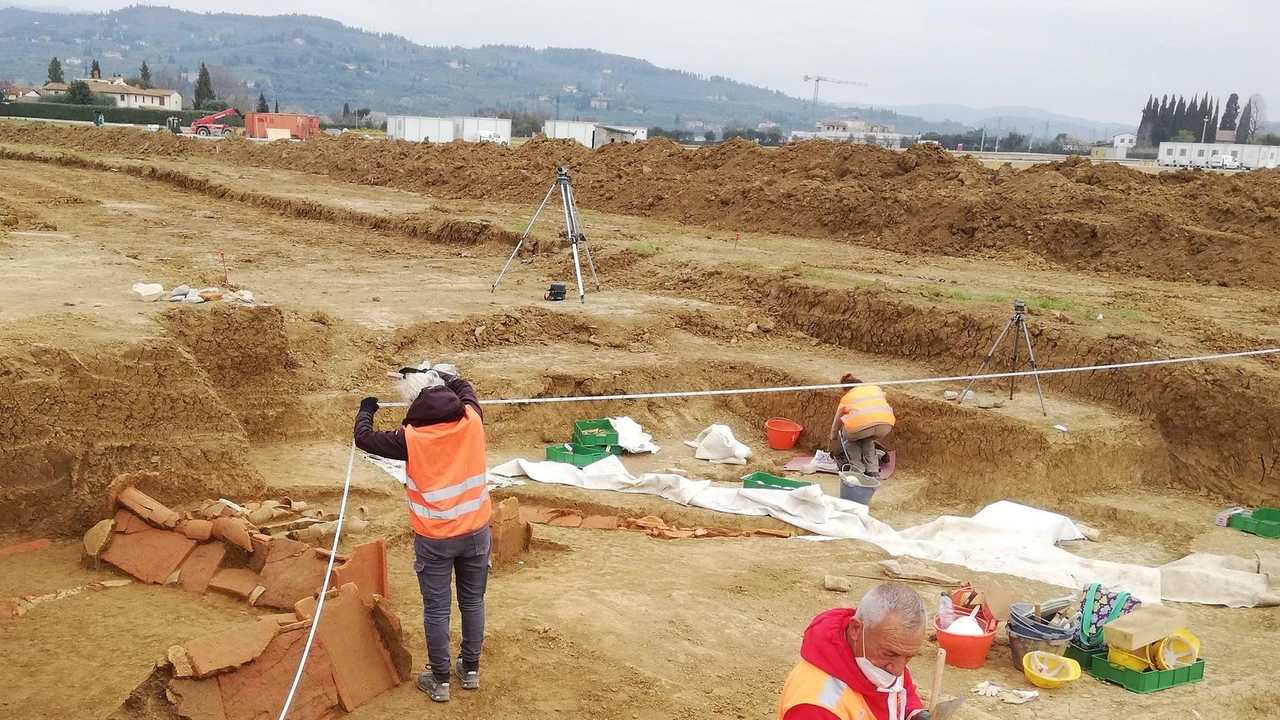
[186,107,244,136]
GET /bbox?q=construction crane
[803,75,868,125]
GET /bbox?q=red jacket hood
[798,608,923,720]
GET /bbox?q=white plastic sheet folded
[610,416,660,454]
[490,455,1275,608]
[684,425,752,464]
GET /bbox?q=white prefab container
[457,117,512,143]
[543,120,597,147]
[387,115,457,143]
[1157,141,1280,169]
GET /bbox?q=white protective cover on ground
[610,416,660,454]
[488,455,1276,608]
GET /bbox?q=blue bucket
[839,472,880,505]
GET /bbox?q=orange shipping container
[244,112,322,140]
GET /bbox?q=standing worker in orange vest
[827,374,896,481]
[354,363,491,704]
[779,583,929,720]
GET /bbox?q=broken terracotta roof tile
[184,618,279,678]
[490,498,532,565]
[207,568,262,600]
[631,516,668,529]
[217,627,339,720]
[371,597,413,683]
[256,538,329,611]
[113,509,152,534]
[0,538,53,557]
[752,528,795,538]
[330,539,389,605]
[116,486,180,529]
[100,529,197,584]
[82,519,115,569]
[518,507,555,525]
[314,584,400,711]
[181,519,215,542]
[178,543,228,595]
[211,518,254,553]
[168,676,226,720]
[580,516,620,530]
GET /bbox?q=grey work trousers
[413,525,492,677]
[839,423,892,476]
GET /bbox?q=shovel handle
[929,648,946,713]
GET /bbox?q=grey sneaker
[454,662,480,690]
[416,671,450,702]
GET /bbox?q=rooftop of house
[42,77,178,98]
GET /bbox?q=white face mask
[856,631,907,720]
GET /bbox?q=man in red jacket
[779,583,929,720]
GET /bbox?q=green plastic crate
[1228,507,1280,539]
[545,444,611,469]
[1064,641,1107,667]
[742,472,814,491]
[1089,655,1205,694]
[572,419,619,447]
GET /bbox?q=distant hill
[878,103,1136,141]
[0,5,945,132]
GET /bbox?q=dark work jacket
[353,375,482,461]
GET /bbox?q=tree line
[1137,92,1267,146]
[41,56,278,113]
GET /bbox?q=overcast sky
[40,0,1280,123]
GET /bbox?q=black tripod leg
[493,180,557,291]
[958,315,1016,404]
[1020,318,1048,416]
[1010,319,1020,400]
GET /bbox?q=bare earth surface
[1,126,1278,720]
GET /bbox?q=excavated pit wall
[0,337,264,534]
[612,268,1279,504]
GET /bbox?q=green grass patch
[918,286,974,301]
[629,242,661,256]
[1023,296,1077,311]
[803,267,839,280]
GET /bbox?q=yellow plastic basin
[1022,651,1082,689]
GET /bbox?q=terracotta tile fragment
[313,584,400,711]
[256,538,329,611]
[330,539,389,604]
[168,676,226,720]
[211,518,254,552]
[217,627,339,720]
[181,519,214,542]
[185,618,279,678]
[116,486,180,528]
[207,568,262,600]
[100,529,197,584]
[0,538,53,556]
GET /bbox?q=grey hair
[857,582,926,632]
[398,370,445,403]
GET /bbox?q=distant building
[590,96,610,111]
[793,119,918,149]
[1215,129,1237,143]
[1112,132,1137,149]
[543,120,647,149]
[1156,141,1280,170]
[42,76,181,110]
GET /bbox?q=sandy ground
[1,135,1279,720]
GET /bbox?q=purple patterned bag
[1075,583,1142,649]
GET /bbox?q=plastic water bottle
[937,593,956,630]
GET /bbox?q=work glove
[972,681,1002,697]
[359,397,380,414]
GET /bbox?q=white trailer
[543,120,597,147]
[387,115,457,143]
[457,117,512,144]
[1157,141,1280,170]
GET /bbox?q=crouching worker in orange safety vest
[354,364,490,704]
[779,582,929,720]
[827,374,895,481]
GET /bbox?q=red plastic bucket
[765,418,803,450]
[935,614,998,669]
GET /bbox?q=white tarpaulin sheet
[489,455,1277,608]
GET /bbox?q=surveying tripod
[956,299,1047,416]
[492,166,600,303]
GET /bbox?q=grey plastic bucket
[839,472,880,505]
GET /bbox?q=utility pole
[1201,115,1210,143]
[980,127,986,152]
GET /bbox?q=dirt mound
[4,124,1280,289]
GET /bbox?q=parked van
[1208,153,1241,170]
[475,130,509,146]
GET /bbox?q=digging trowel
[927,649,966,720]
[931,697,966,720]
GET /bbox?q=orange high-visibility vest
[778,660,872,720]
[402,406,491,540]
[838,385,895,435]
